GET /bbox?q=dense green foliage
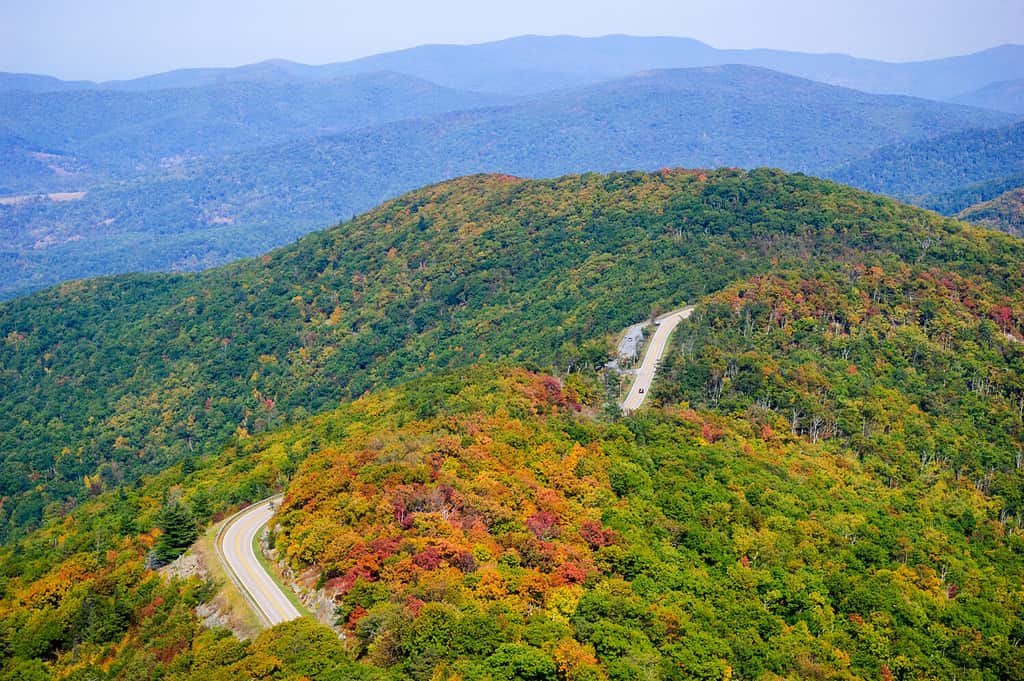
[4,169,1024,541]
[655,267,1024,503]
[957,186,1024,235]
[1,168,1023,679]
[3,66,1013,298]
[270,366,1024,680]
[154,502,199,565]
[0,393,313,680]
[827,120,1024,203]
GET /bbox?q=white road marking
[620,305,694,412]
[217,498,301,627]
[211,307,695,625]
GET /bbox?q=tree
[153,502,197,564]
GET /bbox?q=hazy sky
[3,0,1023,80]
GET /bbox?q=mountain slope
[952,77,1024,114]
[1,169,1023,679]
[3,358,1023,679]
[2,168,1023,539]
[0,129,94,195]
[0,71,93,93]
[6,35,1023,100]
[2,65,1013,298]
[827,120,1024,202]
[913,173,1024,216]
[0,72,507,194]
[957,186,1024,235]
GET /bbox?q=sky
[2,0,1023,81]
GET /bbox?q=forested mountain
[2,65,1012,298]
[0,169,1023,679]
[5,34,1023,100]
[2,168,1023,536]
[952,77,1024,114]
[98,59,346,92]
[0,129,95,195]
[957,186,1024,235]
[0,71,93,93]
[827,120,1024,203]
[914,173,1024,216]
[0,73,507,194]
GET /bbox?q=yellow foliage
[545,584,584,623]
[552,638,600,680]
[473,568,506,600]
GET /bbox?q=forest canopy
[0,168,1022,679]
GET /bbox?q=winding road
[211,308,693,625]
[620,306,694,412]
[216,496,301,627]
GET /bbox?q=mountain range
[1,63,1016,298]
[0,72,508,194]
[4,34,1024,101]
[953,77,1024,114]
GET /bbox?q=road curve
[216,496,301,627]
[620,306,695,412]
[211,309,694,621]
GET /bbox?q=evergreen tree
[190,487,211,523]
[154,502,197,564]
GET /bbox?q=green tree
[154,502,197,564]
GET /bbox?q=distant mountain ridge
[957,186,1024,235]
[952,77,1024,114]
[827,120,1024,203]
[4,34,1023,101]
[2,37,1022,300]
[0,71,94,93]
[0,72,508,194]
[2,64,1013,298]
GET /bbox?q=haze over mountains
[1,34,1023,299]
[828,120,1024,202]
[953,77,1024,114]
[4,34,1024,101]
[4,26,1024,681]
[0,73,508,194]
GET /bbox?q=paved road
[211,309,692,623]
[217,497,301,627]
[620,306,694,412]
